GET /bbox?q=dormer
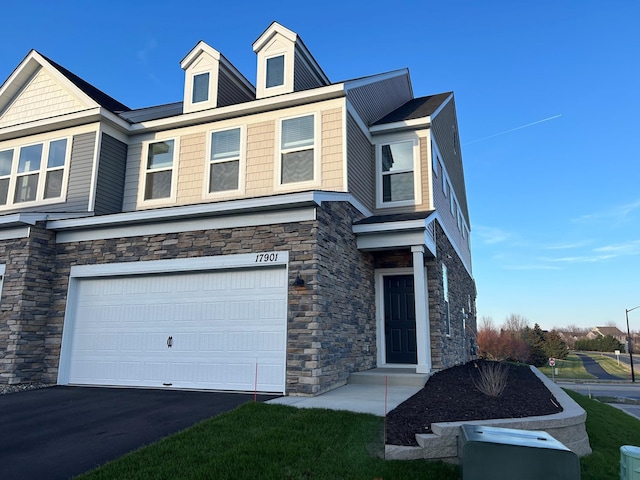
[181,41,255,114]
[253,22,330,99]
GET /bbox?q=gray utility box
[460,424,580,480]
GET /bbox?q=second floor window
[280,114,314,184]
[0,137,69,207]
[209,128,241,193]
[380,140,415,203]
[144,140,175,201]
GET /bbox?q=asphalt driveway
[1,386,277,480]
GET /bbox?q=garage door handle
[167,336,173,348]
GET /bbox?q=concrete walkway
[268,384,422,416]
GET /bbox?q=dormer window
[192,73,210,103]
[266,55,285,88]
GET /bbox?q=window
[266,55,285,88]
[380,140,415,203]
[0,138,69,207]
[432,153,440,177]
[144,140,175,201]
[443,264,451,336]
[0,149,14,205]
[280,115,315,184]
[192,73,210,103]
[209,128,241,193]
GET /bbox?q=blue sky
[1,1,639,332]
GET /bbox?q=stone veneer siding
[22,201,376,394]
[373,219,476,372]
[0,223,56,384]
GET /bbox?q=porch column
[412,245,431,373]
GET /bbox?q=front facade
[0,23,475,395]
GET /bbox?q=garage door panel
[64,266,287,392]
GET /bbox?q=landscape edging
[384,365,592,462]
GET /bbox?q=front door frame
[376,264,431,372]
[376,267,415,368]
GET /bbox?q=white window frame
[191,72,211,104]
[443,263,451,336]
[274,112,321,191]
[139,138,179,205]
[432,153,440,178]
[265,54,285,89]
[0,137,71,210]
[374,134,421,209]
[0,264,5,299]
[204,126,246,198]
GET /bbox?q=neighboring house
[588,326,626,345]
[0,22,476,395]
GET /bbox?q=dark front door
[384,275,417,364]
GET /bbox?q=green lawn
[568,390,640,480]
[77,389,640,480]
[77,402,459,480]
[538,353,595,379]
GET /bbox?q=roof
[372,93,452,125]
[39,53,130,113]
[353,210,435,225]
[594,326,625,336]
[119,102,183,123]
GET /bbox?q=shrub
[471,361,509,397]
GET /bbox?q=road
[558,382,640,419]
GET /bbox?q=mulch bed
[385,360,563,446]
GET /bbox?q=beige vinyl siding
[246,120,275,197]
[320,108,344,191]
[122,100,346,211]
[431,97,469,224]
[346,74,412,125]
[94,134,127,215]
[346,112,374,211]
[0,68,85,128]
[177,132,206,204]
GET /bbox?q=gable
[0,66,89,128]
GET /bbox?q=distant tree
[543,330,569,359]
[575,335,624,353]
[522,324,548,367]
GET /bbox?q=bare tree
[503,314,529,333]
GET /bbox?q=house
[0,22,476,395]
[587,326,626,345]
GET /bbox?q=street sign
[549,357,556,367]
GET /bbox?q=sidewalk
[268,384,422,416]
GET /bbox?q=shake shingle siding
[346,112,374,210]
[346,74,412,126]
[94,133,127,215]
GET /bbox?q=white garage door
[64,266,287,393]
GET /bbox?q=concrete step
[348,368,429,388]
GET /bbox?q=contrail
[463,114,562,146]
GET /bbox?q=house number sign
[255,252,279,263]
